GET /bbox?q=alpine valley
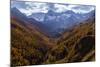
[11,1,95,66]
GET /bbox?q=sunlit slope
[11,17,55,66]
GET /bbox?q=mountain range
[11,6,95,66]
[11,7,95,38]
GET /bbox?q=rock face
[78,36,95,55]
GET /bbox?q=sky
[11,1,95,16]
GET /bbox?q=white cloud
[54,4,95,13]
[54,4,69,12]
[11,1,95,16]
[24,2,49,14]
[71,5,95,13]
[12,1,49,16]
[54,4,80,13]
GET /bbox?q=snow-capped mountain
[27,9,95,37]
[11,1,95,38]
[11,7,30,23]
[29,13,46,22]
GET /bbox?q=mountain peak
[11,7,19,12]
[47,10,56,15]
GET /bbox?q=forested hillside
[11,17,95,66]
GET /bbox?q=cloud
[54,4,80,13]
[11,1,27,9]
[11,1,95,16]
[11,1,49,16]
[54,4,95,13]
[25,2,49,11]
[71,5,95,13]
[54,4,69,13]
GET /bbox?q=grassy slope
[11,18,54,66]
[11,17,95,66]
[44,18,95,64]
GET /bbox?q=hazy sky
[11,1,95,16]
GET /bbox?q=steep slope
[11,8,95,66]
[28,10,95,38]
[11,14,95,66]
[44,18,95,64]
[11,16,56,66]
[11,7,56,45]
